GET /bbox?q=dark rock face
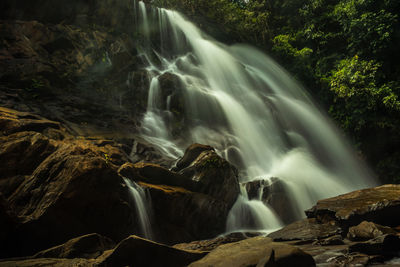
[178,149,240,209]
[0,109,140,257]
[34,233,115,259]
[174,143,214,171]
[188,236,316,267]
[98,235,206,267]
[305,184,400,228]
[140,182,230,244]
[1,0,135,32]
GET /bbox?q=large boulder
[140,182,230,243]
[174,143,214,171]
[34,233,115,259]
[188,236,315,267]
[97,235,206,267]
[0,109,140,257]
[4,141,139,257]
[178,146,240,209]
[347,221,397,241]
[305,184,400,228]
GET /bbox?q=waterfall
[130,1,377,233]
[124,178,154,239]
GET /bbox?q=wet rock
[347,221,397,241]
[178,148,240,209]
[312,235,344,246]
[268,218,342,242]
[349,234,400,256]
[0,107,61,136]
[243,177,299,224]
[4,141,139,257]
[0,132,58,179]
[173,232,263,252]
[0,258,94,267]
[188,236,315,267]
[118,162,197,191]
[174,143,214,171]
[140,182,230,243]
[34,233,115,259]
[305,184,400,228]
[98,235,206,267]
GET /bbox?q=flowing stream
[130,1,377,234]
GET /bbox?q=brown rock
[4,142,140,257]
[174,143,214,171]
[0,258,94,267]
[268,218,342,242]
[98,235,206,267]
[173,232,263,252]
[312,235,344,246]
[305,184,400,228]
[33,233,115,259]
[347,221,397,241]
[0,132,58,179]
[140,182,230,243]
[118,162,197,191]
[179,149,240,209]
[0,107,61,136]
[188,236,315,267]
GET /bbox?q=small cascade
[130,1,377,234]
[226,185,283,234]
[123,178,154,240]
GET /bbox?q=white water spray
[131,1,377,233]
[124,178,154,239]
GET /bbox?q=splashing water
[124,178,154,239]
[131,1,377,233]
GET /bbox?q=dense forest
[155,0,400,184]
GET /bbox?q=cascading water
[131,1,377,233]
[123,178,154,239]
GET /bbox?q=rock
[349,234,400,256]
[118,162,197,191]
[98,235,206,267]
[33,233,115,259]
[312,235,344,246]
[305,184,400,228]
[4,141,140,257]
[140,182,230,243]
[268,218,342,242]
[0,258,94,267]
[0,131,58,179]
[188,236,315,267]
[178,148,240,209]
[174,143,214,171]
[243,177,299,224]
[0,107,61,136]
[347,221,397,241]
[173,232,263,252]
